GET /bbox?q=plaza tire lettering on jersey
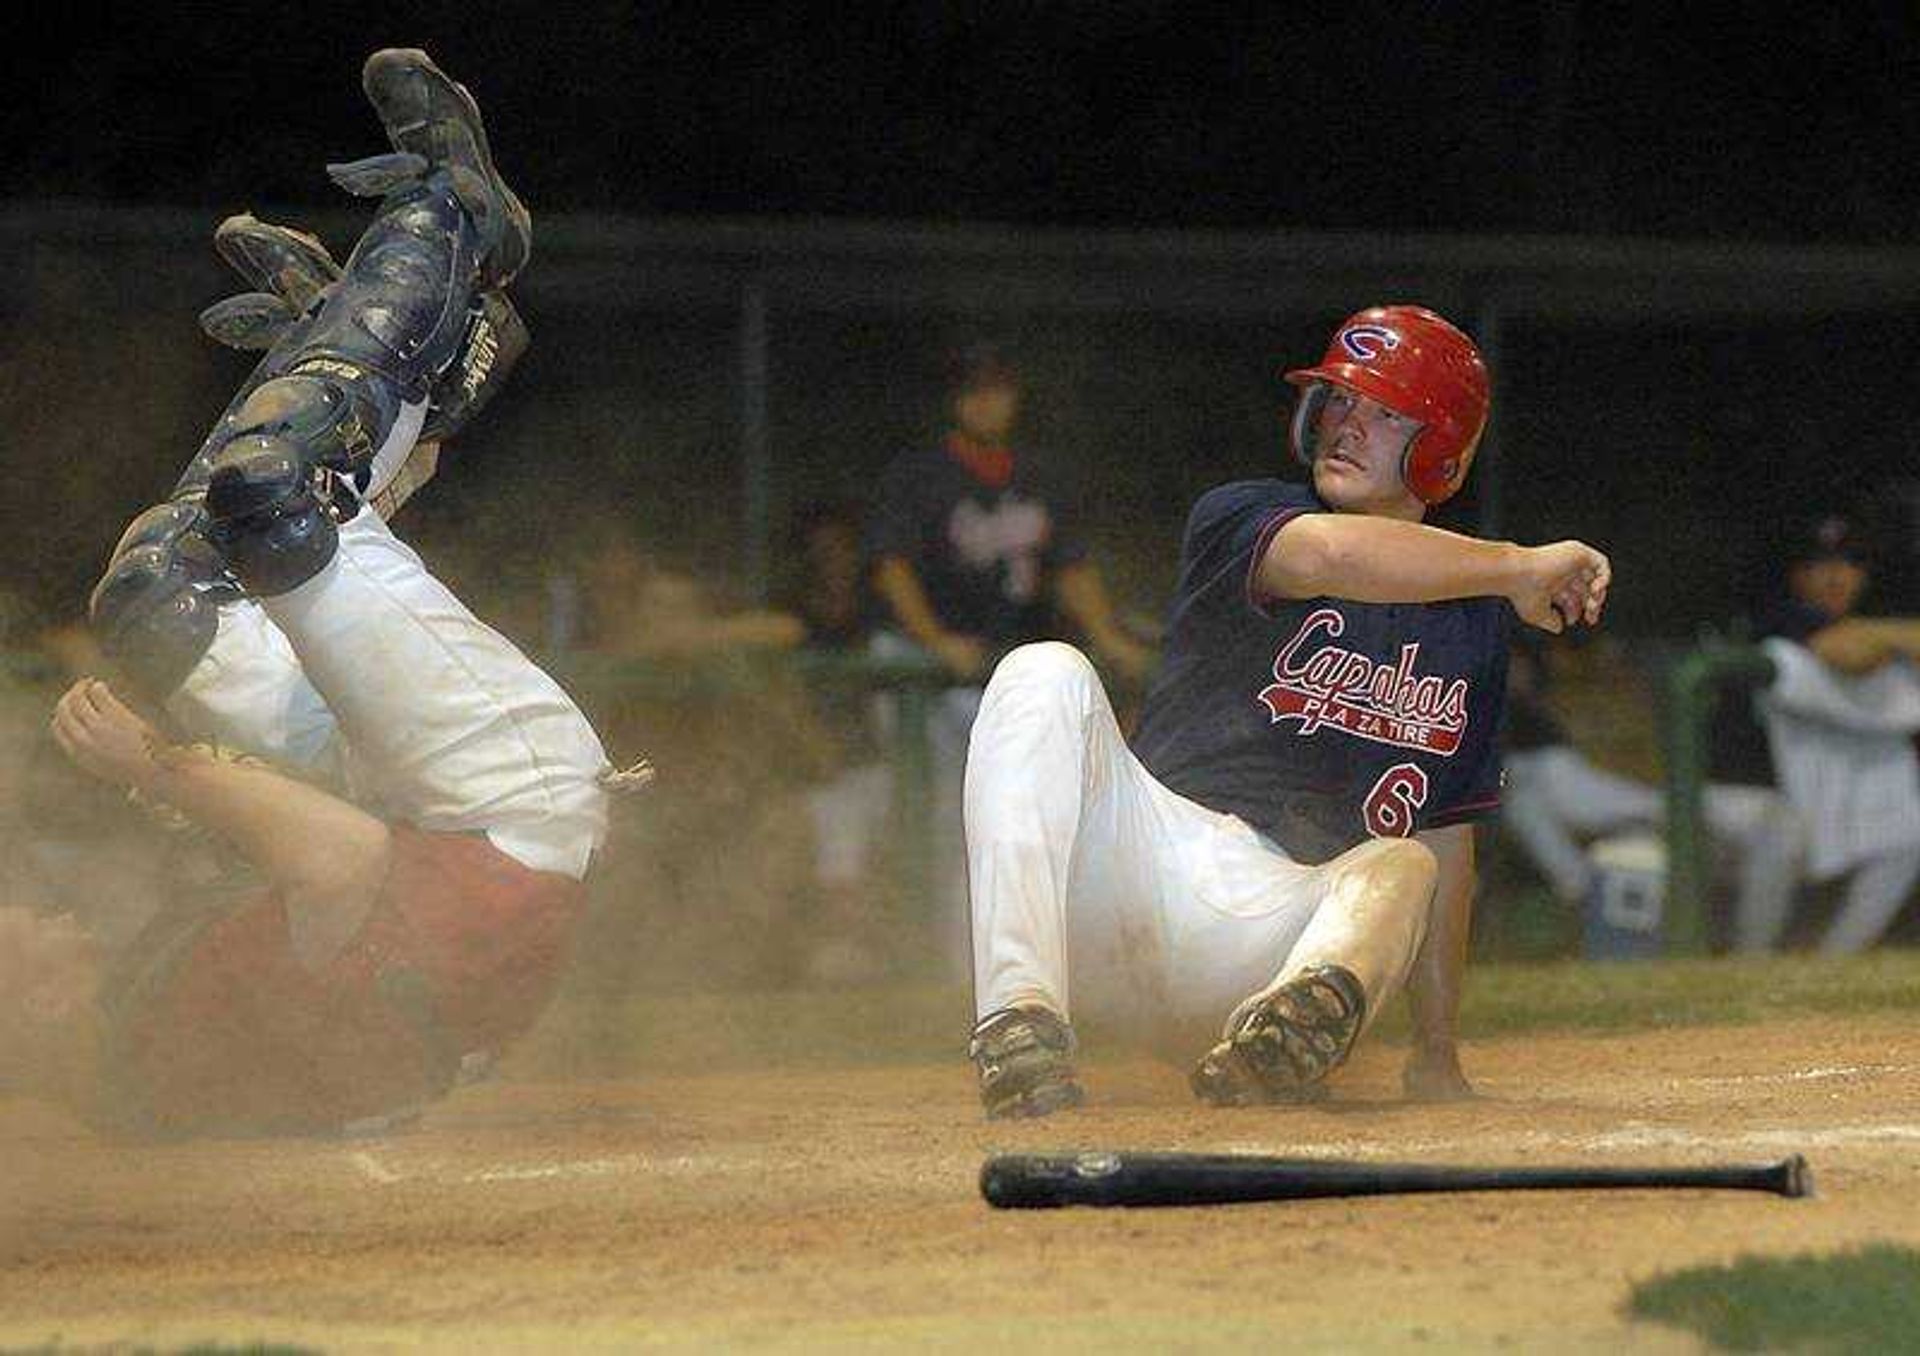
[1256,608,1470,755]
[1363,763,1430,837]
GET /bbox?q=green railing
[1660,634,1775,952]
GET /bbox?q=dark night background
[6,3,1920,635]
[13,4,1920,240]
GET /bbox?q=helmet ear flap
[1402,420,1484,505]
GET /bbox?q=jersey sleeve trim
[1245,505,1318,617]
[1425,793,1503,827]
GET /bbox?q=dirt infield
[5,1011,1919,1352]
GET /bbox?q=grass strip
[1626,1244,1920,1352]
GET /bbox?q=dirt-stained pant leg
[968,642,1350,1034]
[1251,837,1435,1038]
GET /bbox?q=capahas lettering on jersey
[1256,607,1469,755]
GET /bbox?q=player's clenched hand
[1510,541,1610,634]
[49,679,167,790]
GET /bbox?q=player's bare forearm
[1404,824,1476,1100]
[1261,515,1609,633]
[872,556,985,677]
[873,556,949,646]
[1262,515,1517,602]
[1054,561,1153,680]
[1807,618,1920,675]
[52,679,390,960]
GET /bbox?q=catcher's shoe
[1190,964,1367,1106]
[216,214,341,314]
[969,1006,1084,1120]
[355,47,531,288]
[197,215,344,351]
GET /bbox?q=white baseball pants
[168,506,609,881]
[966,642,1428,1039]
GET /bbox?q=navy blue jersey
[1130,480,1512,864]
[867,438,1088,648]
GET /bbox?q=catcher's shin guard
[419,286,527,443]
[203,433,342,596]
[193,177,490,577]
[969,1006,1085,1120]
[171,185,468,508]
[89,501,239,701]
[199,210,525,455]
[1190,964,1367,1106]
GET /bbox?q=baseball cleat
[969,1006,1085,1120]
[356,48,531,288]
[197,215,345,351]
[215,214,342,314]
[1190,964,1366,1106]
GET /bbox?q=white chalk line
[1221,1119,1920,1160]
[347,1149,781,1187]
[355,1122,1920,1191]
[1583,1122,1920,1152]
[467,1155,646,1183]
[1668,1063,1918,1089]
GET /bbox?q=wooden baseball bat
[980,1150,1812,1209]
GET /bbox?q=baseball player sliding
[26,50,618,1136]
[967,307,1610,1117]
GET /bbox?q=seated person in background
[1750,514,1920,953]
[1499,636,1801,952]
[561,524,860,989]
[783,501,894,981]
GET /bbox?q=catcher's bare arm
[51,678,390,968]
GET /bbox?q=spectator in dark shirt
[868,342,1152,684]
[866,344,1152,969]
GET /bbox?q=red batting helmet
[1285,305,1491,506]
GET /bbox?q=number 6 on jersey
[1364,762,1430,837]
